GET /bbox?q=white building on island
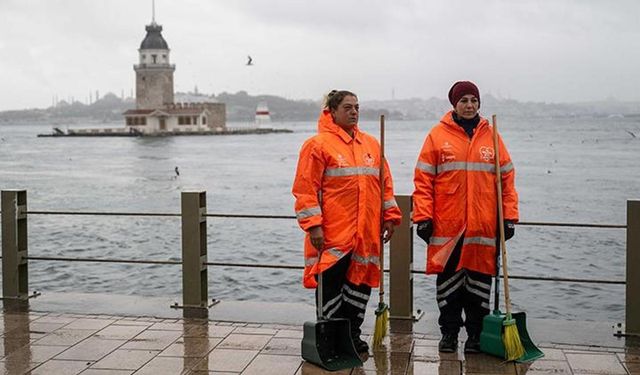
[122,15,225,134]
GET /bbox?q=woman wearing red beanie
[412,81,519,353]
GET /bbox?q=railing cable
[22,210,627,228]
[19,256,625,285]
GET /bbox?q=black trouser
[436,238,491,337]
[316,253,372,338]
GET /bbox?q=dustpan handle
[317,261,324,320]
[494,243,500,313]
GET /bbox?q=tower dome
[140,22,169,50]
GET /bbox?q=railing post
[1,190,29,300]
[181,191,209,318]
[389,194,417,321]
[627,200,640,335]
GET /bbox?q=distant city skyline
[1,0,639,111]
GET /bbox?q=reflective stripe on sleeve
[501,162,514,174]
[383,199,398,210]
[326,247,345,259]
[305,247,345,266]
[416,161,436,175]
[296,206,321,220]
[324,166,379,177]
[351,253,380,267]
[305,256,318,267]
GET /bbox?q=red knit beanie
[448,81,480,107]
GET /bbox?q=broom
[492,114,526,361]
[373,114,389,348]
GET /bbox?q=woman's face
[331,95,359,129]
[454,94,479,119]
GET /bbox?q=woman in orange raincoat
[413,81,519,354]
[292,90,402,353]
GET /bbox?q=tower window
[152,54,157,64]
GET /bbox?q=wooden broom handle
[379,115,385,300]
[492,114,513,316]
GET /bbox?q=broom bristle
[502,320,526,361]
[372,304,389,348]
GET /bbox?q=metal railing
[1,189,638,335]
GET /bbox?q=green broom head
[373,302,389,348]
[502,316,526,361]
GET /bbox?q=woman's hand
[382,221,395,243]
[309,226,324,250]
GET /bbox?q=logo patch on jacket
[479,146,494,162]
[336,154,348,167]
[440,142,456,163]
[363,153,375,167]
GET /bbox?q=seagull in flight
[246,55,253,66]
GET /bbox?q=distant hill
[1,91,639,124]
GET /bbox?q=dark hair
[324,90,357,110]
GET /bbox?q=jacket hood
[440,110,489,130]
[317,110,359,136]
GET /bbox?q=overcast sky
[1,0,639,111]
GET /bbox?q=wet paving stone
[158,337,222,357]
[120,329,182,350]
[261,337,301,356]
[133,355,201,374]
[565,352,627,374]
[217,333,272,350]
[54,337,126,361]
[515,360,572,375]
[94,324,148,340]
[1,309,640,375]
[242,354,303,375]
[91,349,160,370]
[194,348,259,372]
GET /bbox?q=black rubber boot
[438,333,458,353]
[464,334,481,353]
[352,336,369,353]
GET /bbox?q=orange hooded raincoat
[293,111,402,289]
[413,111,518,275]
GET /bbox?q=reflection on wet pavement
[0,310,636,374]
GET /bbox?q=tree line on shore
[1,91,639,124]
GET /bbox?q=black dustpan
[301,270,363,371]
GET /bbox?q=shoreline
[36,127,293,137]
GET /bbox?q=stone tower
[134,19,175,109]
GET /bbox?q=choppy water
[0,116,638,322]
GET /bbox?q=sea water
[0,116,638,322]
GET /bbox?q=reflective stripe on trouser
[435,237,491,336]
[315,252,372,338]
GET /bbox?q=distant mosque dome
[140,23,169,50]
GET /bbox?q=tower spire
[152,0,156,24]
